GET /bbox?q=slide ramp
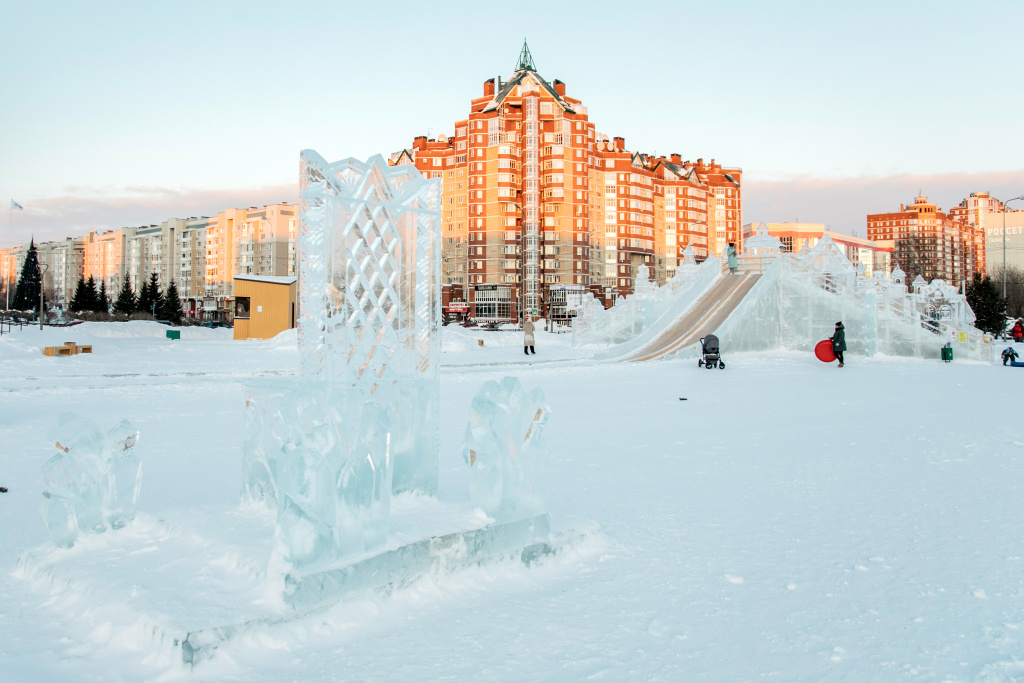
[621,272,761,362]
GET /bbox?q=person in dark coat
[832,321,846,367]
[1003,347,1020,365]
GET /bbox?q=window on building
[235,296,251,319]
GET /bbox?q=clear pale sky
[2,0,1022,243]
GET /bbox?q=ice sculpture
[40,414,142,548]
[713,235,994,362]
[461,377,550,523]
[242,151,440,568]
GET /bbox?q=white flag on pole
[10,200,23,211]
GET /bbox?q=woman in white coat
[523,316,536,355]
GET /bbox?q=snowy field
[1,322,1023,681]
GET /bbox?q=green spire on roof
[516,40,536,72]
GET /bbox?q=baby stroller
[697,334,725,369]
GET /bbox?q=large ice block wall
[242,152,441,568]
[40,414,142,548]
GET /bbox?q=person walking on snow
[1012,319,1023,344]
[726,243,738,274]
[523,315,536,355]
[832,321,846,367]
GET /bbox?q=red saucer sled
[815,339,836,363]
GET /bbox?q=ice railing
[714,235,995,361]
[571,250,720,347]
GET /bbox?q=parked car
[201,321,232,329]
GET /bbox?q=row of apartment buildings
[866,193,1000,286]
[390,43,743,320]
[0,204,297,316]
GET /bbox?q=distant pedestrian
[1012,319,1023,344]
[726,243,738,274]
[832,321,846,368]
[523,316,536,355]
[1002,347,1019,365]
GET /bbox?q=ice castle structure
[573,227,994,363]
[242,151,441,568]
[40,414,142,548]
[462,377,551,523]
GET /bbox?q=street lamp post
[1003,195,1024,298]
[39,262,49,330]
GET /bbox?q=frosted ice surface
[40,413,141,547]
[242,152,441,569]
[462,377,550,523]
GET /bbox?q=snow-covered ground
[1,322,1023,681]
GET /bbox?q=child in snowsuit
[726,243,738,274]
[1002,347,1020,366]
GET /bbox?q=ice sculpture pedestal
[178,497,559,667]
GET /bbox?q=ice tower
[242,151,441,568]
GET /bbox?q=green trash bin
[941,344,952,363]
[166,330,180,340]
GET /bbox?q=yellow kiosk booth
[232,275,298,340]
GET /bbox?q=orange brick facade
[867,194,984,286]
[392,44,741,320]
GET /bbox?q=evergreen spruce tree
[11,239,41,311]
[70,277,88,312]
[97,280,110,314]
[138,272,161,316]
[84,276,99,313]
[136,276,153,316]
[113,272,137,314]
[158,281,184,324]
[966,273,1006,336]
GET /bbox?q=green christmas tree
[966,273,1006,336]
[69,277,88,312]
[83,276,99,314]
[137,272,160,316]
[11,239,41,311]
[158,281,184,324]
[113,272,137,314]
[97,279,110,314]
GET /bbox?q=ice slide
[616,271,761,362]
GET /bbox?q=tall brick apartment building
[391,43,742,321]
[866,194,984,286]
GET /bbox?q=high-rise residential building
[175,216,209,315]
[984,210,1024,275]
[84,228,130,296]
[949,191,1005,277]
[127,219,178,298]
[391,43,741,320]
[866,194,982,286]
[36,236,86,306]
[201,203,297,319]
